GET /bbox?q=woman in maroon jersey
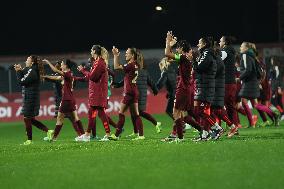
[76,45,111,142]
[43,61,84,139]
[43,59,84,141]
[164,31,203,142]
[109,46,145,140]
[253,46,275,127]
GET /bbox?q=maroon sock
[255,104,274,120]
[87,108,96,133]
[31,118,49,132]
[139,111,157,125]
[274,105,283,113]
[53,124,63,138]
[184,115,202,132]
[216,109,233,126]
[91,118,97,137]
[131,114,138,134]
[172,124,177,135]
[202,119,211,132]
[66,117,80,136]
[235,112,240,125]
[107,115,117,128]
[71,121,81,136]
[175,118,184,139]
[24,118,32,140]
[204,114,215,127]
[194,106,203,125]
[233,107,240,125]
[135,116,144,136]
[226,103,237,125]
[195,104,211,131]
[76,120,84,135]
[237,107,247,116]
[98,109,110,134]
[115,113,125,137]
[257,109,268,122]
[221,113,233,126]
[242,101,253,126]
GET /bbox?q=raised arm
[43,59,64,75]
[42,75,62,81]
[112,46,123,70]
[165,31,177,60]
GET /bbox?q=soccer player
[109,46,145,140]
[76,45,111,142]
[164,31,201,142]
[269,57,283,121]
[193,37,224,141]
[43,61,84,136]
[211,42,238,138]
[43,59,84,141]
[14,55,52,145]
[127,50,161,137]
[219,36,239,126]
[238,42,278,127]
[235,59,256,128]
[252,46,276,127]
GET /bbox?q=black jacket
[222,45,236,84]
[45,73,62,112]
[212,53,225,107]
[156,64,177,100]
[16,64,41,118]
[136,69,158,111]
[238,50,260,98]
[194,48,217,103]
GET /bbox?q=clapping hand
[77,65,84,72]
[112,46,120,56]
[14,64,22,71]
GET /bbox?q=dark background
[0,0,279,55]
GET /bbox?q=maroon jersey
[62,71,75,101]
[175,54,192,89]
[123,61,139,94]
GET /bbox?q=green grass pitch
[1,114,284,189]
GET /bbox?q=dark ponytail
[129,47,138,60]
[222,36,236,45]
[92,45,102,56]
[176,40,191,53]
[30,55,45,82]
[201,36,214,49]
